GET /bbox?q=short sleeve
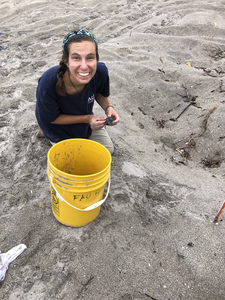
[36,88,61,123]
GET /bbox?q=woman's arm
[51,93,119,129]
[51,114,91,124]
[95,93,120,125]
[51,113,106,131]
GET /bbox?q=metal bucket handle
[49,175,110,211]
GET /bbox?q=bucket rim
[47,138,112,179]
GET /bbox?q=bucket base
[51,206,101,227]
[50,184,102,227]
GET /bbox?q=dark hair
[56,34,99,96]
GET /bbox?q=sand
[1,0,225,299]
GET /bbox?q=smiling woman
[35,30,120,154]
[64,41,97,95]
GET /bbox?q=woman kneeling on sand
[35,30,119,154]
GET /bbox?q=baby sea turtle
[105,117,113,126]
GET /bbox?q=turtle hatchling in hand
[105,117,113,126]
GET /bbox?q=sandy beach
[1,0,225,299]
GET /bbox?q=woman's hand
[89,115,106,131]
[105,106,120,125]
[95,94,120,126]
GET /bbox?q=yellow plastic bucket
[47,139,112,227]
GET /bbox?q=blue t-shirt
[35,62,110,143]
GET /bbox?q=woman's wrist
[87,115,93,123]
[105,105,114,113]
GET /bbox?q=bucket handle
[49,175,110,211]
